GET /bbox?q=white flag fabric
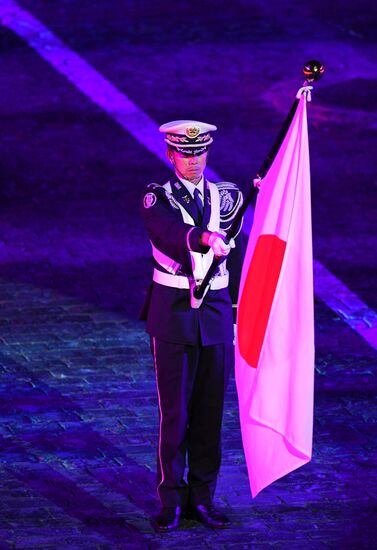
[235,91,314,497]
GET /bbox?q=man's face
[167,149,208,184]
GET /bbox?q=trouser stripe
[152,337,165,498]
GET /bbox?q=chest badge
[220,190,235,212]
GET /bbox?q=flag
[235,91,314,497]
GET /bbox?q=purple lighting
[0,0,375,547]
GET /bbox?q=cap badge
[185,126,200,138]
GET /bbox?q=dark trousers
[152,337,233,508]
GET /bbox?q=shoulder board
[146,182,163,190]
[143,181,179,210]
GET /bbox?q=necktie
[193,188,203,218]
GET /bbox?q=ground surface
[0,1,376,548]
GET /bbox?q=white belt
[153,268,229,290]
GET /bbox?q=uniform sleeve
[141,185,209,265]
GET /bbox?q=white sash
[161,181,227,282]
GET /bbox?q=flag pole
[193,60,324,301]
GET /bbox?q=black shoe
[153,506,182,532]
[192,504,231,529]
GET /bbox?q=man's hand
[201,231,235,257]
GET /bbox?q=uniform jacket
[141,177,244,346]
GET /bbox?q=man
[141,120,243,531]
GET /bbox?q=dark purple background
[0,1,376,548]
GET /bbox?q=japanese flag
[235,91,315,497]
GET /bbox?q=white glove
[253,176,262,189]
[296,85,313,102]
[208,232,235,257]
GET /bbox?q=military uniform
[141,120,244,515]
